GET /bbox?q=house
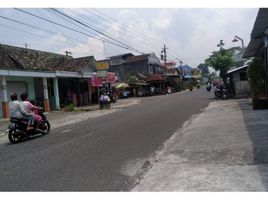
[243,8,268,96]
[109,53,163,82]
[177,65,193,79]
[0,44,96,118]
[227,64,250,98]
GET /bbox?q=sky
[0,7,259,68]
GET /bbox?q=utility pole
[103,41,106,58]
[161,45,167,75]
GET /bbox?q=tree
[205,40,234,86]
[126,74,139,85]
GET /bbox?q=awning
[114,82,130,89]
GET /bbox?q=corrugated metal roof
[243,8,268,58]
[227,65,248,74]
[125,54,150,63]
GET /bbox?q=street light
[232,35,245,55]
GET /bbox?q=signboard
[96,71,107,78]
[90,74,103,87]
[106,72,116,84]
[96,60,109,71]
[109,56,124,66]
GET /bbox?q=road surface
[0,88,213,191]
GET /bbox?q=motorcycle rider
[206,80,212,91]
[20,92,43,132]
[9,93,34,131]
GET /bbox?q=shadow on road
[238,99,268,190]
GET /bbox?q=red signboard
[90,76,103,87]
[106,72,116,84]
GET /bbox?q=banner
[96,60,109,71]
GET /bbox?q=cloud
[50,33,67,43]
[13,8,258,68]
[58,37,105,59]
[153,9,175,30]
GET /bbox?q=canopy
[115,82,130,89]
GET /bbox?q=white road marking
[62,129,72,133]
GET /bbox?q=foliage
[205,40,234,86]
[126,74,139,85]
[247,58,265,98]
[64,103,74,112]
[174,79,183,92]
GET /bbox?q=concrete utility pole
[103,41,106,58]
[161,45,167,75]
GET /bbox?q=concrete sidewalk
[0,98,141,140]
[133,99,268,191]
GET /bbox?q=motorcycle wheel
[41,121,50,135]
[8,129,22,144]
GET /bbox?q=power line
[14,8,143,54]
[89,9,182,60]
[91,8,165,49]
[83,9,164,51]
[0,16,118,57]
[64,8,154,54]
[49,8,145,54]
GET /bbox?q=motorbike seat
[10,117,28,124]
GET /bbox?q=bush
[64,103,74,112]
[174,79,183,92]
[247,58,265,98]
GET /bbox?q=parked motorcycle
[214,84,228,99]
[7,111,50,144]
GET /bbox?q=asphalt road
[0,88,213,191]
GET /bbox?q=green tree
[205,40,234,86]
[247,58,265,98]
[126,74,139,85]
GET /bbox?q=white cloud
[2,8,257,68]
[50,33,67,43]
[58,37,105,59]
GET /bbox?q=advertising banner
[96,60,109,71]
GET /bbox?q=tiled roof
[53,56,96,72]
[0,44,96,72]
[146,74,165,82]
[166,68,177,73]
[0,44,67,71]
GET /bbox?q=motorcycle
[7,111,50,144]
[206,83,212,92]
[214,85,228,99]
[107,93,117,103]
